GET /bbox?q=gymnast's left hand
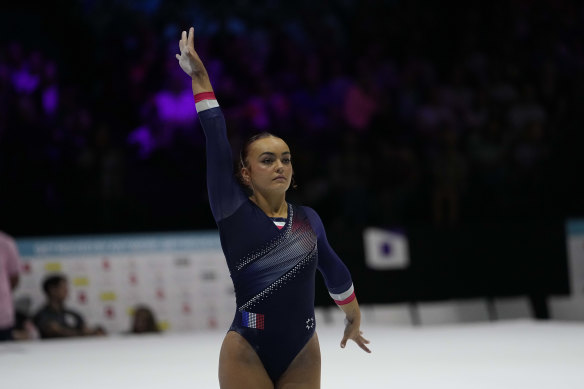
[341,318,371,353]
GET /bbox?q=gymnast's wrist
[344,313,361,325]
[191,76,213,95]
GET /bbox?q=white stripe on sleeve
[329,283,354,302]
[195,99,219,113]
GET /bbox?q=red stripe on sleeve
[194,92,216,103]
[336,292,356,305]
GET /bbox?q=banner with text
[15,232,233,334]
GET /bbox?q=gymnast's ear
[240,164,250,179]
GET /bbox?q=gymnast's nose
[275,161,284,172]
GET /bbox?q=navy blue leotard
[196,93,356,383]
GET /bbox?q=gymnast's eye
[282,158,291,164]
[262,158,275,165]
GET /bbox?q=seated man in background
[33,274,106,339]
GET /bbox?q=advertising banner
[15,232,233,334]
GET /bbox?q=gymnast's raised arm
[176,27,247,221]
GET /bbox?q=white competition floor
[2,320,584,389]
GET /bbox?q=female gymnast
[176,27,370,389]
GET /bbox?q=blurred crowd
[1,0,583,236]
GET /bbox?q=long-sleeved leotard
[196,93,355,383]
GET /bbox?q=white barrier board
[15,232,234,334]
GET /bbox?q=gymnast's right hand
[176,27,207,80]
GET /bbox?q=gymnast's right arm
[175,27,246,221]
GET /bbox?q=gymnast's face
[242,136,293,196]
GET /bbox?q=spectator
[33,274,106,339]
[0,231,22,341]
[129,305,160,334]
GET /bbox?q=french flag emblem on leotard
[242,311,265,330]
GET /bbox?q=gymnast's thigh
[276,332,321,389]
[219,330,274,389]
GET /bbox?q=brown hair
[239,132,276,169]
[42,274,67,296]
[131,305,159,334]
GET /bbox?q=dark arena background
[1,1,584,388]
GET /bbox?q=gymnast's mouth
[273,176,287,181]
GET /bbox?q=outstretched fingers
[355,334,371,353]
[180,30,186,51]
[177,28,192,61]
[177,27,197,59]
[340,334,348,349]
[188,26,194,50]
[340,331,371,353]
[178,30,186,56]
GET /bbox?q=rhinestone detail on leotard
[235,204,294,271]
[238,243,317,311]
